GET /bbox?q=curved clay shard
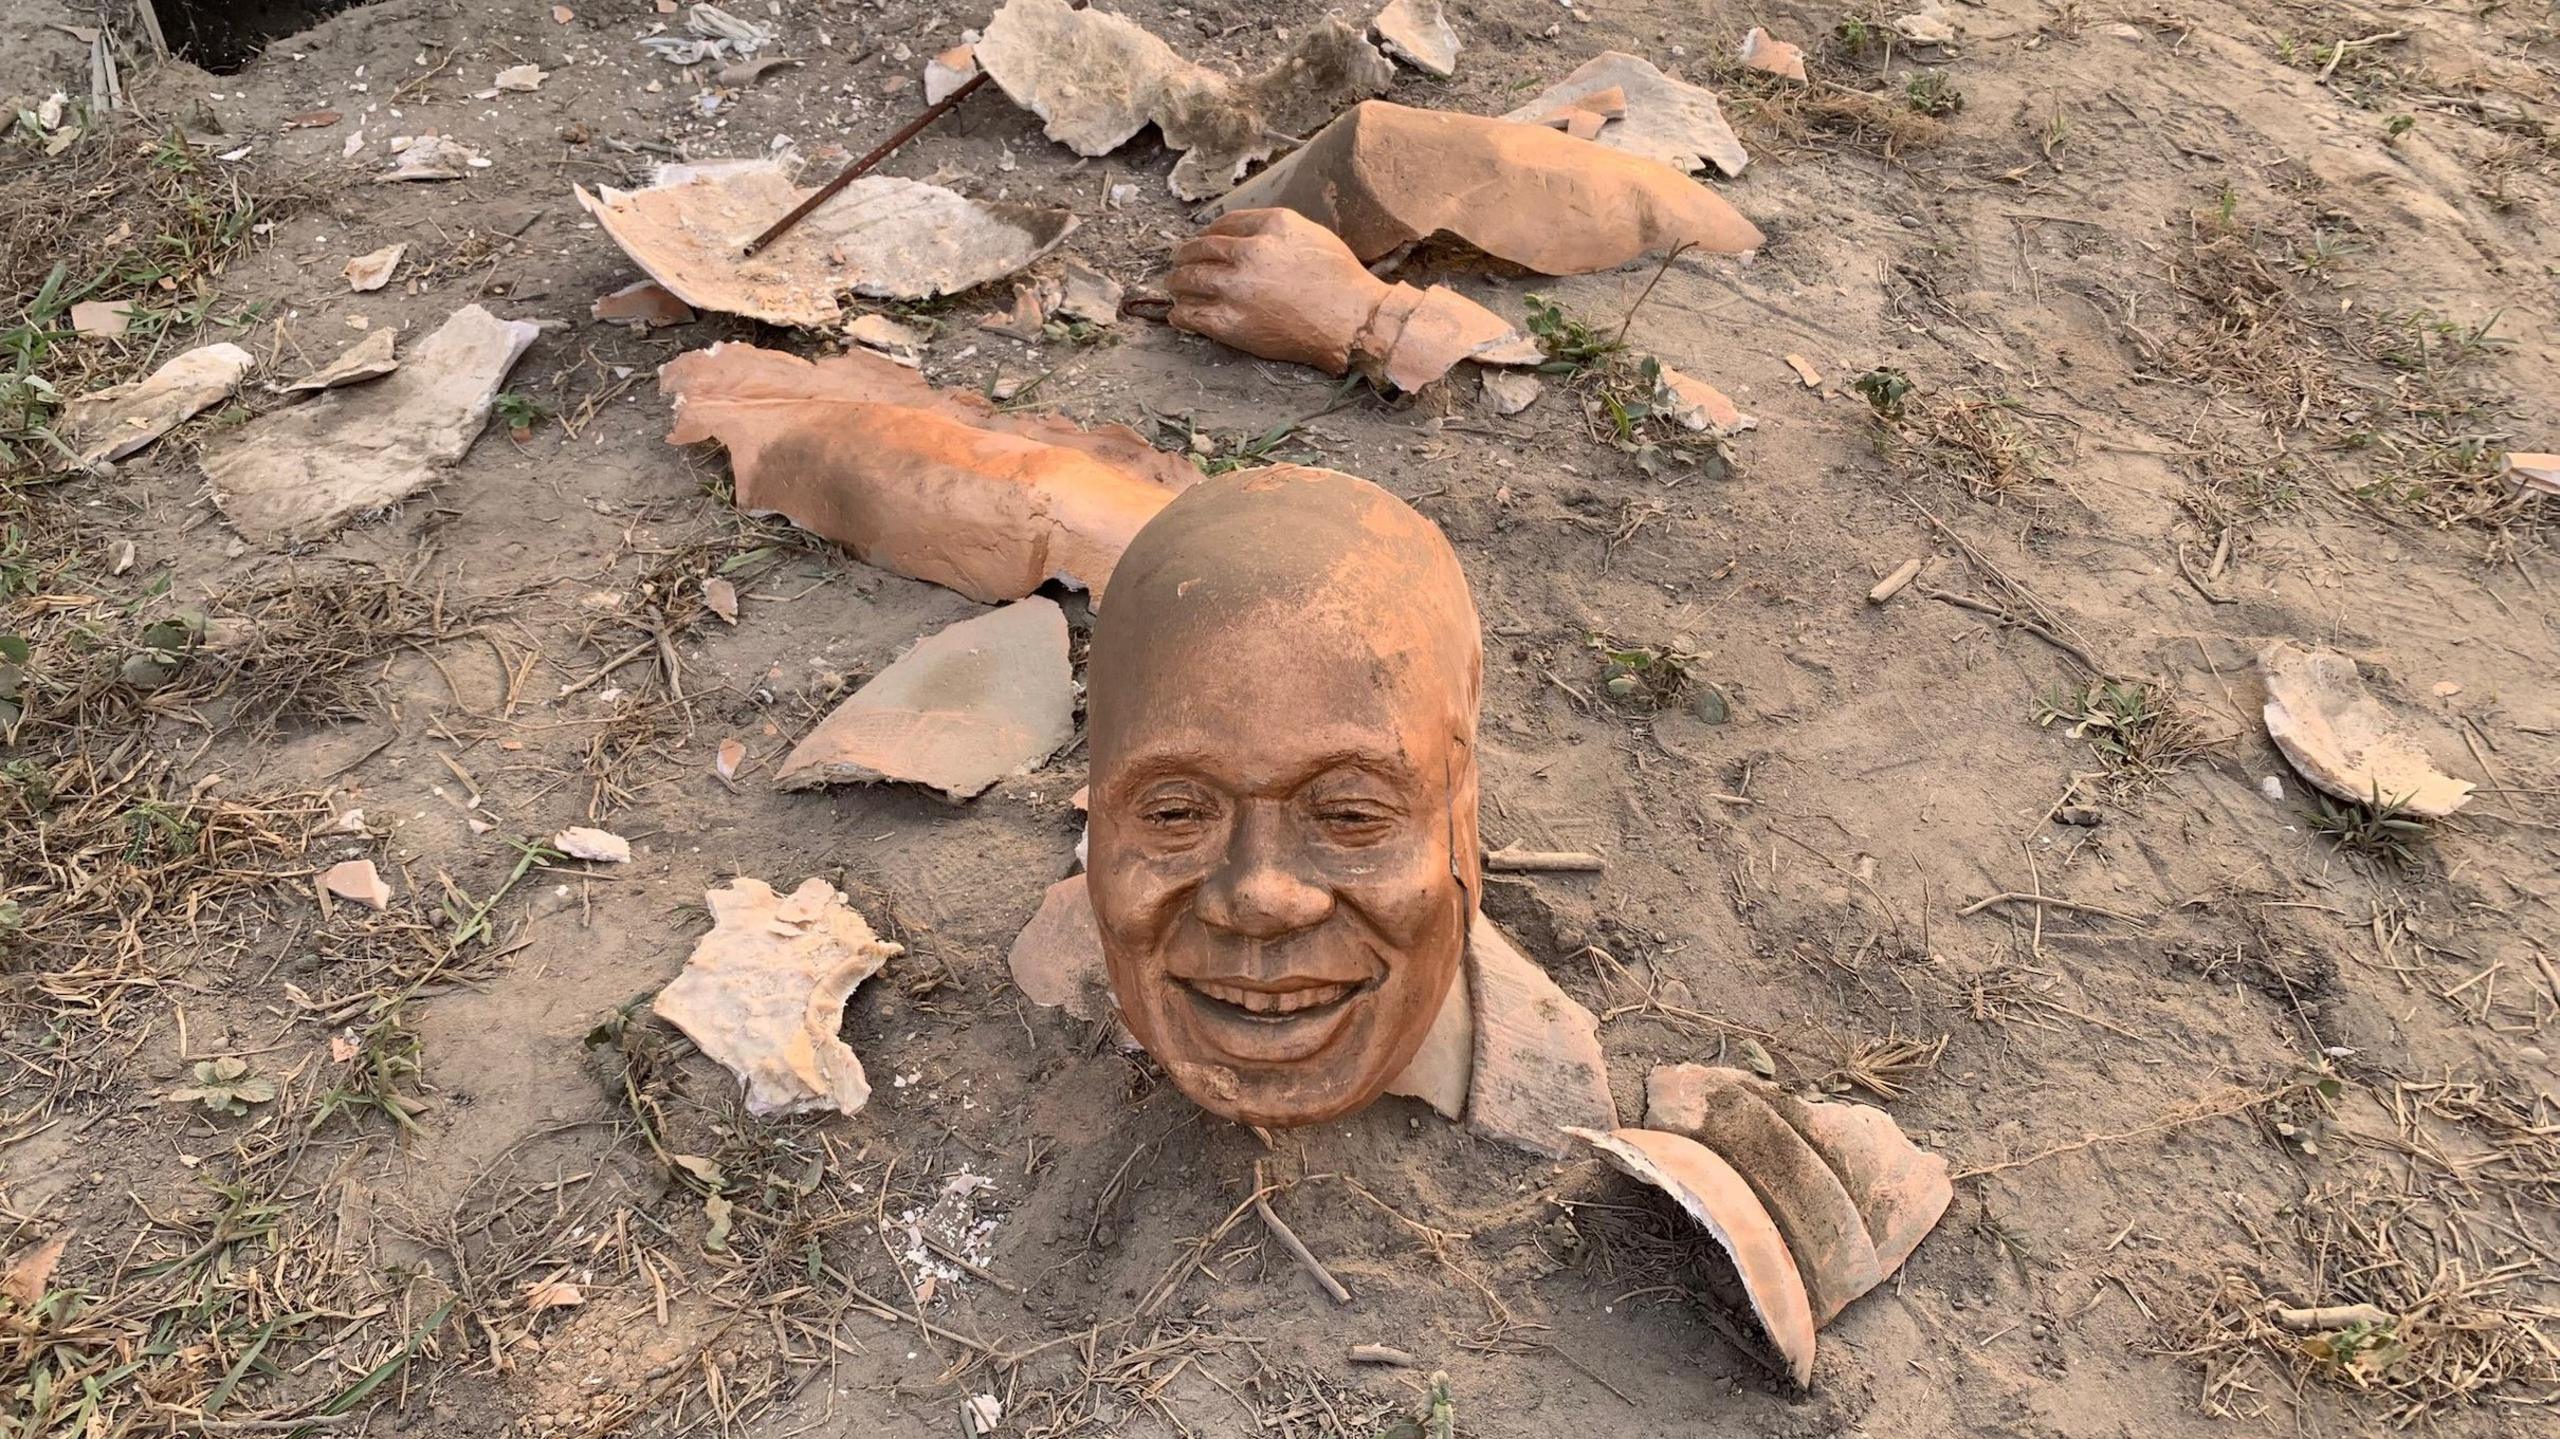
[2259,641,2474,818]
[1568,1126,1818,1386]
[1644,1064,1950,1320]
[577,160,1076,327]
[652,877,901,1117]
[662,343,1192,601]
[1202,102,1762,274]
[1639,1067,1879,1322]
[1501,52,1748,177]
[976,0,1393,199]
[777,598,1075,801]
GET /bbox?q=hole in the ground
[161,0,377,75]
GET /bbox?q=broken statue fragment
[1371,0,1459,78]
[1570,1064,1951,1385]
[776,598,1075,801]
[1204,102,1762,274]
[204,305,539,544]
[2258,641,2474,818]
[661,343,1196,601]
[1502,52,1749,177]
[653,877,901,1117]
[1076,465,1616,1146]
[974,0,1393,199]
[578,158,1076,328]
[1167,208,1539,390]
[59,342,254,469]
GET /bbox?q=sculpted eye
[1312,800,1398,843]
[1133,784,1219,839]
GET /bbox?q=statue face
[1086,468,1480,1128]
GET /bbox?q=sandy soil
[3,1,2557,1436]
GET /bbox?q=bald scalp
[1088,465,1482,745]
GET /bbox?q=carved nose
[1195,806,1334,940]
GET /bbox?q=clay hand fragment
[205,305,539,543]
[776,598,1075,802]
[1502,52,1748,177]
[1575,1064,1950,1385]
[652,877,901,1117]
[1167,208,1539,390]
[59,342,254,469]
[1371,0,1459,78]
[661,343,1195,601]
[578,158,1076,328]
[2259,641,2474,818]
[1203,102,1762,274]
[975,0,1393,199]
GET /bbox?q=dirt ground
[3,0,2557,1435]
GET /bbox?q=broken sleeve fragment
[660,343,1195,602]
[1202,102,1763,274]
[577,159,1077,328]
[1166,208,1538,390]
[776,598,1075,802]
[652,877,900,1117]
[975,0,1394,199]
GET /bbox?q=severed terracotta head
[1086,466,1482,1127]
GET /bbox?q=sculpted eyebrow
[1107,748,1414,799]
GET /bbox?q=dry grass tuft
[1856,369,2048,499]
[2166,1179,2560,1423]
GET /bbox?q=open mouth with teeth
[1178,976,1366,1019]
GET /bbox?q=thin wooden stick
[1484,845,1606,873]
[1254,1191,1351,1305]
[1959,891,2148,923]
[742,73,988,255]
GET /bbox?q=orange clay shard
[661,343,1194,603]
[1201,101,1762,273]
[1583,1063,1953,1384]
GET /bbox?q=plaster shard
[59,342,254,468]
[975,0,1393,199]
[1372,0,1458,77]
[205,305,539,544]
[577,159,1077,328]
[1501,52,1749,177]
[661,343,1194,601]
[1203,102,1762,274]
[1008,873,1116,1022]
[1464,914,1615,1158]
[2259,641,2474,818]
[776,598,1076,801]
[653,877,901,1117]
[282,328,399,393]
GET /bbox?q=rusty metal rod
[741,71,989,256]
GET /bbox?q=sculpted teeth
[1190,979,1355,1015]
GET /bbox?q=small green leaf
[0,634,28,664]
